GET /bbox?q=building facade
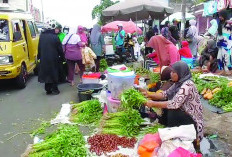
[0,0,28,11]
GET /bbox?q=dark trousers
[128,46,136,60]
[67,59,85,82]
[94,56,102,72]
[145,47,153,56]
[116,47,124,63]
[45,83,58,92]
[159,109,197,132]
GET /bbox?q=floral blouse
[163,80,204,140]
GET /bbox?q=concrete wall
[0,0,28,11]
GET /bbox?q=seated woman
[142,61,203,141]
[146,35,180,68]
[179,41,194,68]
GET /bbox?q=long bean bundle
[71,100,103,124]
[29,125,87,157]
[100,109,144,137]
[120,88,147,110]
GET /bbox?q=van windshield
[0,19,9,42]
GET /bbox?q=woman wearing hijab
[147,35,180,67]
[62,27,85,86]
[217,10,232,74]
[90,24,105,72]
[142,61,203,140]
[186,19,198,57]
[77,25,88,45]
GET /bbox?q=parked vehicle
[0,11,39,88]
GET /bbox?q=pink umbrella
[102,20,143,35]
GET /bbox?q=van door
[25,20,39,72]
[11,20,29,69]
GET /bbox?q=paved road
[0,75,79,157]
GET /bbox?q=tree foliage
[92,0,119,25]
[170,0,207,5]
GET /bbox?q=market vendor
[142,61,203,140]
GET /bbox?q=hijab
[189,19,197,37]
[77,25,88,43]
[161,66,172,81]
[166,61,192,100]
[147,35,174,66]
[90,24,101,45]
[218,10,229,36]
[62,27,80,45]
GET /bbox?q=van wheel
[16,65,27,89]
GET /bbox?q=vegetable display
[192,73,232,112]
[111,154,129,157]
[99,59,108,72]
[120,88,147,110]
[88,134,137,156]
[70,100,103,124]
[149,72,161,83]
[134,68,150,76]
[139,124,164,136]
[29,125,87,157]
[100,109,144,137]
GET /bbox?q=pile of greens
[134,68,150,76]
[99,59,108,72]
[149,72,161,83]
[120,88,147,110]
[29,125,87,157]
[100,109,144,137]
[139,124,164,136]
[192,73,232,112]
[31,121,51,137]
[70,100,103,124]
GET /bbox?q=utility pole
[41,0,45,23]
[181,0,186,39]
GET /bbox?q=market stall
[22,63,206,157]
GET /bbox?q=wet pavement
[0,75,78,157]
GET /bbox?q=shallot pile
[88,134,137,156]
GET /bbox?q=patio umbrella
[102,0,173,22]
[161,12,195,25]
[102,21,143,35]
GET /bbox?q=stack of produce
[100,109,144,137]
[88,134,137,156]
[149,72,161,83]
[120,88,147,110]
[29,125,87,157]
[139,124,165,136]
[192,73,232,112]
[70,100,103,124]
[134,68,150,77]
[99,59,108,72]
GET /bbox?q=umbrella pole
[136,12,138,36]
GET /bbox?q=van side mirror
[13,32,22,42]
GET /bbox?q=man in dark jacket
[38,23,65,95]
[169,19,180,45]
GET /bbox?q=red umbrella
[102,20,143,35]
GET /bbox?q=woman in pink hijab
[77,25,88,45]
[147,35,180,67]
[75,26,88,74]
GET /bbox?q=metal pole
[181,0,186,39]
[41,0,45,23]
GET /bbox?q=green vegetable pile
[134,68,150,76]
[29,125,87,157]
[99,59,108,72]
[139,124,164,136]
[209,83,232,111]
[31,121,51,137]
[137,36,144,45]
[70,100,103,124]
[120,88,147,110]
[192,73,232,112]
[100,109,144,137]
[149,72,161,83]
